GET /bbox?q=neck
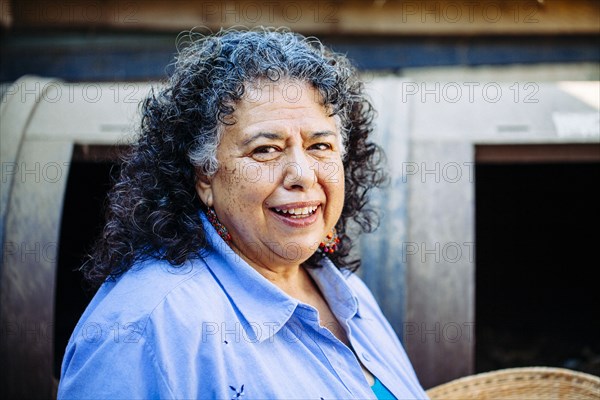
[232,245,316,297]
[260,264,312,296]
[227,240,315,293]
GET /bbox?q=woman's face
[196,80,345,270]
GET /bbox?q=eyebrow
[241,130,338,146]
[241,132,283,147]
[310,130,337,139]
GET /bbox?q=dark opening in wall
[54,146,122,378]
[475,159,600,376]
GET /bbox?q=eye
[250,145,281,161]
[253,145,278,154]
[309,143,332,151]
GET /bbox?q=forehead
[241,79,322,108]
[227,79,337,133]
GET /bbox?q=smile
[272,205,318,219]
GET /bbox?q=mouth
[268,202,322,227]
[270,205,319,219]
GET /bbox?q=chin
[271,241,320,265]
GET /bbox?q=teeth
[273,206,318,216]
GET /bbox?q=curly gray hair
[171,28,353,175]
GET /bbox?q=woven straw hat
[426,367,600,400]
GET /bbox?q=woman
[58,29,427,399]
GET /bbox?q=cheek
[214,161,272,214]
[319,160,345,212]
[322,159,342,185]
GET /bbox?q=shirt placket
[296,305,374,398]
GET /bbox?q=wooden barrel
[0,77,146,398]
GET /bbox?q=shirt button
[362,352,371,362]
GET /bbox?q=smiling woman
[57,28,428,399]
[196,80,345,272]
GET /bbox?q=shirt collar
[199,211,361,342]
[306,257,361,321]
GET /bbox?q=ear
[195,173,214,207]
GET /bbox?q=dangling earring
[319,228,340,254]
[206,208,232,242]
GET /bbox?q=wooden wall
[3,0,599,35]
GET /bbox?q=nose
[283,148,316,190]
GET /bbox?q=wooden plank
[71,143,129,162]
[476,143,600,163]
[5,0,600,35]
[0,140,73,399]
[2,35,598,82]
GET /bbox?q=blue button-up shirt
[58,214,428,399]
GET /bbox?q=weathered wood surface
[5,0,599,35]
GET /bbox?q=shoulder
[68,256,232,347]
[60,256,230,396]
[87,258,209,317]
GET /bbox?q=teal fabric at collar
[372,376,398,400]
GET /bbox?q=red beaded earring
[206,208,232,242]
[319,228,340,254]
